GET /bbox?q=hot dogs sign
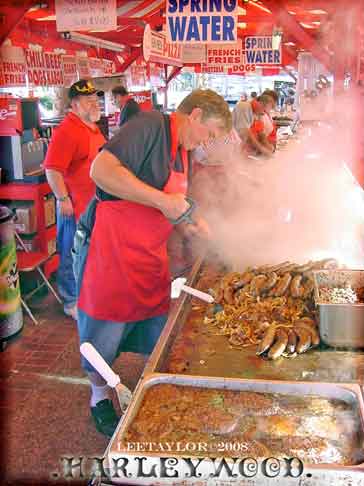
[202,37,282,75]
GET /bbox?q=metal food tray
[313,270,364,348]
[105,374,364,485]
[144,260,364,385]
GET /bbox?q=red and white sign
[0,46,27,87]
[62,55,78,87]
[182,44,206,64]
[76,56,91,79]
[103,59,115,76]
[205,42,256,75]
[130,90,153,111]
[148,63,165,87]
[55,0,117,32]
[127,59,148,88]
[25,49,64,86]
[143,24,183,67]
[89,57,105,78]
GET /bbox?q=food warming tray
[105,374,364,485]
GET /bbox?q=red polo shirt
[43,112,106,220]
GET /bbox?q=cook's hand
[58,198,74,217]
[183,216,211,240]
[161,193,190,221]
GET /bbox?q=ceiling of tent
[1,0,338,70]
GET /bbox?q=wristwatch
[57,195,70,202]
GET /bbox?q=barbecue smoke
[192,92,364,270]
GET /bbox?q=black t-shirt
[119,98,141,127]
[97,111,188,201]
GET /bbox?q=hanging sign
[55,0,117,32]
[166,0,238,44]
[0,46,27,87]
[25,49,64,86]
[103,59,115,76]
[143,25,182,66]
[76,56,91,79]
[204,41,256,75]
[89,57,105,77]
[182,44,206,63]
[62,55,78,87]
[148,63,165,87]
[245,36,282,66]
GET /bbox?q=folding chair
[15,232,62,325]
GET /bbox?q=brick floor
[0,293,147,486]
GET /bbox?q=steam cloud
[193,93,364,270]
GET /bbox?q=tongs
[80,342,132,413]
[169,196,196,225]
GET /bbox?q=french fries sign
[166,0,239,44]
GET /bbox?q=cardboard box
[44,194,56,227]
[9,201,37,234]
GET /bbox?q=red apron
[78,113,188,322]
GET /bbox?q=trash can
[0,206,23,343]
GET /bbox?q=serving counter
[104,259,364,486]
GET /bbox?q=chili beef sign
[25,49,64,86]
[0,46,27,87]
[62,55,78,87]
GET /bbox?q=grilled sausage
[233,271,255,290]
[302,279,314,299]
[295,323,320,347]
[256,325,276,355]
[295,328,312,354]
[223,285,235,305]
[285,329,298,354]
[268,329,289,360]
[293,317,316,328]
[277,263,298,275]
[290,275,303,298]
[261,272,278,293]
[295,262,315,273]
[271,273,292,297]
[251,275,268,297]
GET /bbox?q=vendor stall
[1,1,364,485]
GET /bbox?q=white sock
[90,383,110,407]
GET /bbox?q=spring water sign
[166,0,239,44]
[245,36,282,66]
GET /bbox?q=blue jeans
[56,209,77,308]
[77,309,168,372]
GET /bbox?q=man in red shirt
[44,80,106,319]
[233,95,274,156]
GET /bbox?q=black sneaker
[91,399,120,438]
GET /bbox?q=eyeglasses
[202,134,231,151]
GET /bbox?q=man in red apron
[262,89,279,148]
[44,80,106,320]
[75,89,232,437]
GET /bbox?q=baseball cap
[68,79,103,100]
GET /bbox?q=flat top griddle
[147,262,364,384]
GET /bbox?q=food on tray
[319,285,363,304]
[204,259,338,360]
[120,384,364,465]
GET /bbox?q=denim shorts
[77,309,167,373]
